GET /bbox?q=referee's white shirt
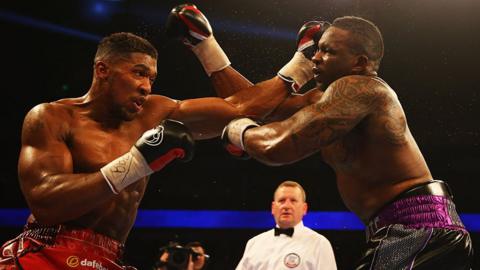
[236,221,337,270]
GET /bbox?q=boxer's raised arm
[165,5,328,99]
[166,4,253,98]
[210,66,253,98]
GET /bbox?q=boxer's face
[106,52,157,121]
[272,186,307,228]
[312,26,359,89]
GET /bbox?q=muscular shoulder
[142,94,180,118]
[25,102,73,124]
[145,94,179,108]
[318,75,394,116]
[22,102,72,144]
[326,75,390,100]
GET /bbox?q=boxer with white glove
[221,118,259,159]
[166,4,231,76]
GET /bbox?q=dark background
[1,0,479,269]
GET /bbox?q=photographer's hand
[187,258,194,270]
[153,251,169,270]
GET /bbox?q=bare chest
[321,113,404,169]
[67,122,143,173]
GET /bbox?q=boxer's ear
[351,55,368,74]
[95,61,109,79]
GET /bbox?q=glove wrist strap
[278,52,314,93]
[226,118,259,150]
[192,36,231,76]
[100,147,153,194]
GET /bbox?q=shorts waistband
[396,179,453,199]
[21,223,124,259]
[367,180,466,239]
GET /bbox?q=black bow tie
[274,227,294,237]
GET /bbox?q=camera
[155,242,208,270]
[165,245,202,270]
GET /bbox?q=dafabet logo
[65,256,109,270]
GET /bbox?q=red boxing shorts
[0,223,135,270]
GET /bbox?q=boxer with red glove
[166,5,329,94]
[166,4,231,77]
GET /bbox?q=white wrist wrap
[278,52,314,92]
[227,118,259,150]
[192,36,231,76]
[100,147,153,194]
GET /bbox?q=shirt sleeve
[316,235,337,270]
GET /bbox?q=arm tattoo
[383,107,407,145]
[289,76,384,151]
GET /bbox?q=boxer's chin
[120,108,138,121]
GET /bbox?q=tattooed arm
[241,75,387,165]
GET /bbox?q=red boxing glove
[166,4,230,76]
